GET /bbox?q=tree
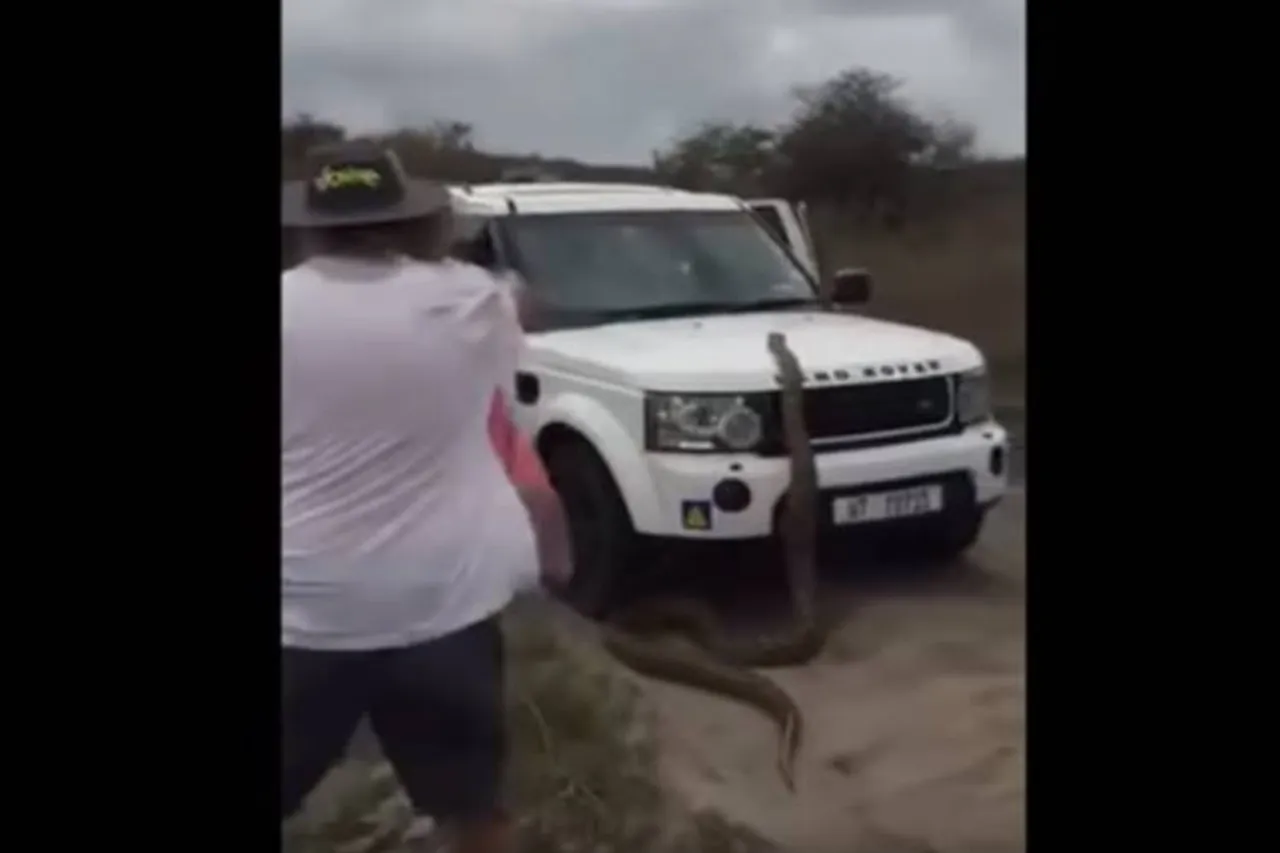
[423,120,476,152]
[653,122,778,195]
[916,117,976,170]
[652,67,978,224]
[378,121,500,183]
[773,68,937,223]
[281,114,347,177]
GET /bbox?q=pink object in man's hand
[487,390,573,587]
[488,388,550,489]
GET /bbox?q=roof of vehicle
[447,181,745,217]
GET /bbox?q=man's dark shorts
[281,617,505,822]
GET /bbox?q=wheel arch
[534,420,660,533]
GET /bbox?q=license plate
[831,484,944,526]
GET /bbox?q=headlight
[956,368,991,425]
[645,393,765,452]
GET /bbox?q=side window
[748,203,791,250]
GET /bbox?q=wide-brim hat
[281,140,451,229]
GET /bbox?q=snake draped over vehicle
[598,330,826,792]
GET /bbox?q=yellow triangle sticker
[683,503,710,530]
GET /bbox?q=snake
[598,330,825,792]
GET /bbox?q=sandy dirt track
[643,490,1026,853]
[328,442,1027,852]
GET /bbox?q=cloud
[282,0,1024,163]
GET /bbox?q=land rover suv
[448,182,1009,613]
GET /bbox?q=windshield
[503,210,816,328]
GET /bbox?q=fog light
[712,478,752,513]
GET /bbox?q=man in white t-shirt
[281,141,566,853]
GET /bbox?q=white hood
[526,310,983,392]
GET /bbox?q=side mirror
[831,267,873,306]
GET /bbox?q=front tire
[543,438,639,617]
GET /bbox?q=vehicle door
[745,198,819,280]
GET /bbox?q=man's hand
[515,485,574,589]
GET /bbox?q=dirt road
[643,491,1026,853]
[329,426,1027,852]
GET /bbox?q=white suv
[449,182,1009,613]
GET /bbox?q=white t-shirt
[281,255,539,650]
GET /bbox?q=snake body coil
[601,331,824,791]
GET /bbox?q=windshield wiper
[602,302,740,321]
[590,297,818,324]
[716,297,818,314]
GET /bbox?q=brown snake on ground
[598,331,825,791]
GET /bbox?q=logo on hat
[312,165,383,193]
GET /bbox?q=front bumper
[636,422,1009,539]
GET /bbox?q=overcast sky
[282,0,1024,165]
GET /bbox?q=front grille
[805,376,953,440]
[757,375,956,454]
